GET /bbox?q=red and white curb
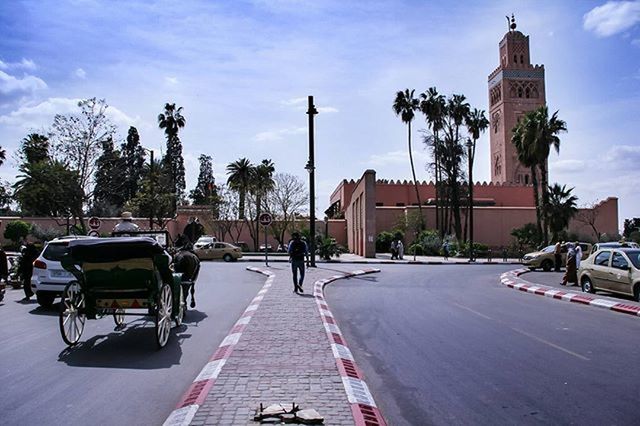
[163,267,274,426]
[314,268,387,426]
[500,269,640,318]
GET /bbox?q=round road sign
[88,216,101,229]
[87,230,100,237]
[259,213,272,226]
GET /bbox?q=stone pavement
[165,264,383,426]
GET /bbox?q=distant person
[554,241,562,272]
[487,248,492,263]
[19,243,38,302]
[502,246,508,262]
[397,239,404,260]
[562,243,578,286]
[113,211,140,233]
[443,241,450,261]
[575,242,583,269]
[288,232,308,293]
[390,240,398,260]
[0,246,8,284]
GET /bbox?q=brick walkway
[183,264,377,426]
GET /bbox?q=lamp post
[306,95,318,267]
[466,138,474,262]
[143,148,155,230]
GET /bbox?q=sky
[0,0,639,229]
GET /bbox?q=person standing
[113,211,140,233]
[288,232,308,293]
[575,242,583,270]
[554,241,562,272]
[443,241,450,261]
[390,240,398,260]
[562,243,577,286]
[19,243,38,302]
[397,239,404,260]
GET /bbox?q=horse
[173,247,201,310]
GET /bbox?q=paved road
[526,270,639,303]
[326,265,640,425]
[0,262,263,426]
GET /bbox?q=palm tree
[445,94,470,239]
[420,87,445,235]
[251,159,276,249]
[158,103,187,210]
[464,108,489,248]
[512,113,543,244]
[546,183,578,242]
[530,106,567,245]
[393,89,423,229]
[157,103,186,138]
[226,158,253,219]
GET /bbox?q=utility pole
[466,139,474,262]
[306,96,318,267]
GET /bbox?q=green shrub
[415,229,442,256]
[408,243,424,255]
[30,224,64,242]
[4,220,32,245]
[376,231,395,253]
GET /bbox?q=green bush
[4,220,32,245]
[376,231,395,253]
[30,224,64,242]
[415,229,442,256]
[629,231,640,244]
[408,243,424,255]
[456,241,489,257]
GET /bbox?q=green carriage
[59,237,186,348]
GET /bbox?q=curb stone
[499,269,640,318]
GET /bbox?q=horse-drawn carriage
[59,237,187,348]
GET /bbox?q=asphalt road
[326,264,640,426]
[0,262,264,426]
[525,270,639,303]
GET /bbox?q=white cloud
[254,127,306,142]
[280,97,307,106]
[317,106,338,113]
[551,159,586,173]
[165,76,178,85]
[632,38,640,45]
[583,1,640,37]
[74,68,86,79]
[0,58,37,70]
[602,144,640,170]
[0,70,47,94]
[366,149,430,167]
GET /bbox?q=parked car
[259,244,273,252]
[522,242,592,271]
[32,236,95,308]
[578,248,640,301]
[194,242,242,262]
[194,235,217,249]
[590,241,639,254]
[234,241,250,252]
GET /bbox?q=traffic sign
[259,213,272,226]
[88,217,101,229]
[88,230,100,237]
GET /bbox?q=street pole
[467,139,474,262]
[307,95,318,267]
[149,149,154,230]
[264,225,268,267]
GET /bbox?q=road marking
[453,303,494,320]
[510,327,590,361]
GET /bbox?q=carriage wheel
[155,284,173,348]
[59,281,86,346]
[113,308,125,327]
[175,286,185,327]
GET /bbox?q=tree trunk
[239,190,246,220]
[539,162,550,245]
[530,166,542,245]
[434,133,440,235]
[407,122,424,229]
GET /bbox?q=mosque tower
[488,15,546,184]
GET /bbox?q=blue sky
[1,0,639,228]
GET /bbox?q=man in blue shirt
[288,232,308,293]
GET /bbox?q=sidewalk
[165,265,384,426]
[239,252,523,265]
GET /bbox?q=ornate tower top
[506,14,517,32]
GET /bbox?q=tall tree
[158,103,186,209]
[445,94,470,240]
[190,154,218,206]
[464,108,489,243]
[126,157,174,229]
[264,173,308,247]
[546,183,578,242]
[92,138,126,216]
[226,158,253,219]
[420,87,446,235]
[393,89,423,228]
[121,126,146,204]
[18,133,50,164]
[250,159,276,251]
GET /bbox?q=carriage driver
[113,211,140,233]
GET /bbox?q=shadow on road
[57,319,189,369]
[28,304,59,316]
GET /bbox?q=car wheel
[36,292,56,308]
[542,260,553,272]
[223,254,233,262]
[581,276,595,294]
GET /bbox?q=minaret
[488,15,546,184]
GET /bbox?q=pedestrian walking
[442,241,449,261]
[397,239,404,260]
[19,243,38,302]
[288,232,308,293]
[487,248,492,263]
[390,240,398,260]
[562,243,578,286]
[575,242,583,269]
[554,241,562,272]
[502,246,508,262]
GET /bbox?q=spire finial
[510,14,517,31]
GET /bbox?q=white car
[32,236,95,308]
[194,235,217,249]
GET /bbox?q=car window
[42,243,69,261]
[611,252,629,270]
[542,246,554,253]
[623,250,640,269]
[594,251,611,266]
[215,243,225,249]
